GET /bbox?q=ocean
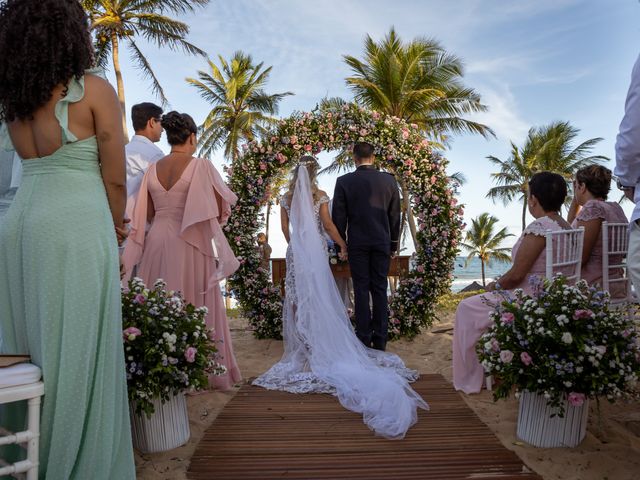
[450,256,511,292]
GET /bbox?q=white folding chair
[602,222,634,305]
[0,363,44,480]
[544,227,585,282]
[486,227,585,391]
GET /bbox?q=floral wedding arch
[224,103,464,339]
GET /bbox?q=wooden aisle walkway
[188,374,541,479]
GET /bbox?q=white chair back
[601,222,634,304]
[544,227,584,282]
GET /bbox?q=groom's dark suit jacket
[332,165,401,253]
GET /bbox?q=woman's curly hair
[0,0,94,122]
[161,111,197,145]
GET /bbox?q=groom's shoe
[371,342,386,352]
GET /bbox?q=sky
[109,0,640,257]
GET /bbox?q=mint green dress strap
[56,67,105,144]
[0,67,106,149]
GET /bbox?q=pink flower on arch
[259,162,267,171]
[568,392,586,407]
[133,294,146,305]
[304,144,312,152]
[573,309,594,320]
[520,351,533,366]
[184,347,197,363]
[401,129,410,140]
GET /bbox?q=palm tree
[487,121,607,230]
[186,52,293,161]
[341,27,494,248]
[82,0,209,137]
[460,213,513,287]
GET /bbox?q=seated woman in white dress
[453,172,572,394]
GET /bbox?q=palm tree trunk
[481,258,486,287]
[398,179,418,249]
[110,33,128,142]
[521,196,528,231]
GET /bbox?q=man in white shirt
[125,102,165,208]
[614,53,640,294]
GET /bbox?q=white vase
[130,392,190,453]
[517,390,589,448]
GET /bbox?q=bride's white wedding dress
[253,165,428,439]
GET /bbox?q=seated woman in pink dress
[568,165,629,297]
[453,172,573,394]
[123,112,241,390]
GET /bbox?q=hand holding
[338,242,348,261]
[116,218,131,246]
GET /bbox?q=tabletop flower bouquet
[122,277,226,452]
[478,275,640,447]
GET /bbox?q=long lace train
[253,166,428,439]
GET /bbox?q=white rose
[561,332,573,344]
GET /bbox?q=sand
[136,313,640,480]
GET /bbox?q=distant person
[0,0,135,477]
[257,232,272,271]
[614,53,640,295]
[568,165,628,296]
[125,102,164,213]
[453,172,573,394]
[123,111,241,390]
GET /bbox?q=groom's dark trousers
[332,165,401,351]
[348,244,391,350]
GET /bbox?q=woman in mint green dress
[0,1,135,478]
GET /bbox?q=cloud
[467,83,530,142]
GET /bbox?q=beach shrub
[478,275,640,415]
[122,278,226,416]
[224,103,463,339]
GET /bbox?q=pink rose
[257,177,263,185]
[289,135,298,145]
[501,312,515,325]
[133,294,146,305]
[573,309,594,320]
[123,327,142,341]
[520,351,532,366]
[402,129,409,139]
[259,162,267,171]
[185,347,197,363]
[568,392,586,407]
[304,144,312,152]
[490,338,500,352]
[276,153,286,164]
[416,265,425,273]
[359,128,369,136]
[500,350,514,363]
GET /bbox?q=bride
[253,156,428,439]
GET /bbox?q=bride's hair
[285,155,320,203]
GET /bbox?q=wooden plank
[187,374,542,480]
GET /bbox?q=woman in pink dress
[123,111,241,390]
[453,172,573,394]
[568,165,628,297]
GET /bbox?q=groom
[332,142,401,351]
